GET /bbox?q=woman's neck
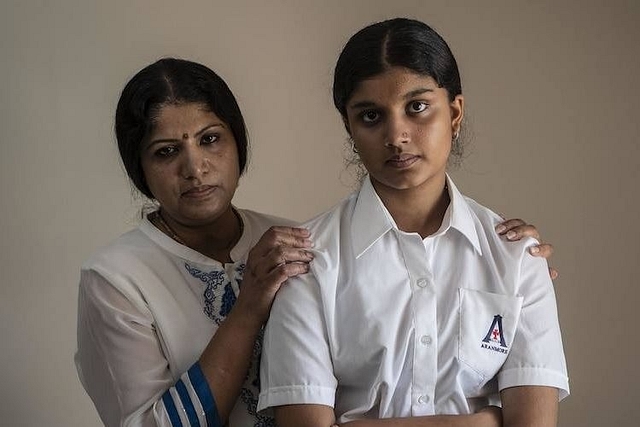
[152,207,243,263]
[373,174,450,239]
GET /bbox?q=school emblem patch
[481,314,509,354]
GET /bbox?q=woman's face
[140,102,240,227]
[345,66,463,194]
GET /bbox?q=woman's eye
[201,134,219,145]
[155,146,177,157]
[361,111,380,124]
[408,101,428,113]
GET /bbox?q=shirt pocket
[457,288,523,391]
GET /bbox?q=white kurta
[258,176,569,423]
[76,209,291,427]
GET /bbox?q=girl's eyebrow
[348,100,377,110]
[348,87,436,110]
[403,87,435,99]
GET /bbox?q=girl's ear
[450,94,464,134]
[342,116,352,136]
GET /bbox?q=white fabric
[75,208,292,427]
[258,176,569,423]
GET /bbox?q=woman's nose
[180,146,210,179]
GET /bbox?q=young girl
[258,18,568,427]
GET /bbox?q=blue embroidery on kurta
[184,262,274,426]
[185,263,228,325]
[239,329,275,427]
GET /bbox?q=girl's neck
[373,174,450,239]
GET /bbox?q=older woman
[259,18,568,427]
[75,58,554,427]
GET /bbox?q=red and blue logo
[481,314,509,354]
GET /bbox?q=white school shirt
[75,208,291,427]
[258,176,569,422]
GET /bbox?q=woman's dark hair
[115,58,249,199]
[333,18,462,119]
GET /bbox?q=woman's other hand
[495,218,558,280]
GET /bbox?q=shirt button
[420,335,432,345]
[418,394,430,404]
[416,278,428,288]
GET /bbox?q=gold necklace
[149,209,244,251]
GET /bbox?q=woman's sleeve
[75,269,221,427]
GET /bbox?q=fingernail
[529,246,540,254]
[304,239,314,247]
[506,231,516,240]
[495,224,506,233]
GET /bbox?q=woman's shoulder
[82,225,153,272]
[78,225,164,309]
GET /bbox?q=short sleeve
[497,254,570,400]
[257,269,337,412]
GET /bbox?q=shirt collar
[441,175,482,255]
[351,174,482,258]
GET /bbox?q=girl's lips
[181,185,216,198]
[386,154,419,169]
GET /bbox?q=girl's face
[140,102,240,227]
[345,66,463,195]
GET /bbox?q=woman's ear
[450,94,464,134]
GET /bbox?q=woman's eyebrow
[146,123,225,147]
[194,122,225,137]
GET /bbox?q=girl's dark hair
[333,18,462,119]
[115,58,249,198]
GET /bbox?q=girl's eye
[201,134,219,145]
[155,146,177,157]
[408,101,428,114]
[361,110,380,124]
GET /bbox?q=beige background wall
[1,1,638,426]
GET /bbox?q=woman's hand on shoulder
[237,226,314,324]
[495,218,558,280]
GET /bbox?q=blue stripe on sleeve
[175,379,200,427]
[162,390,184,427]
[188,362,222,427]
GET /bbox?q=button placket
[396,230,437,415]
[417,394,430,404]
[420,335,432,345]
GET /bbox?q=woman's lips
[181,185,217,198]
